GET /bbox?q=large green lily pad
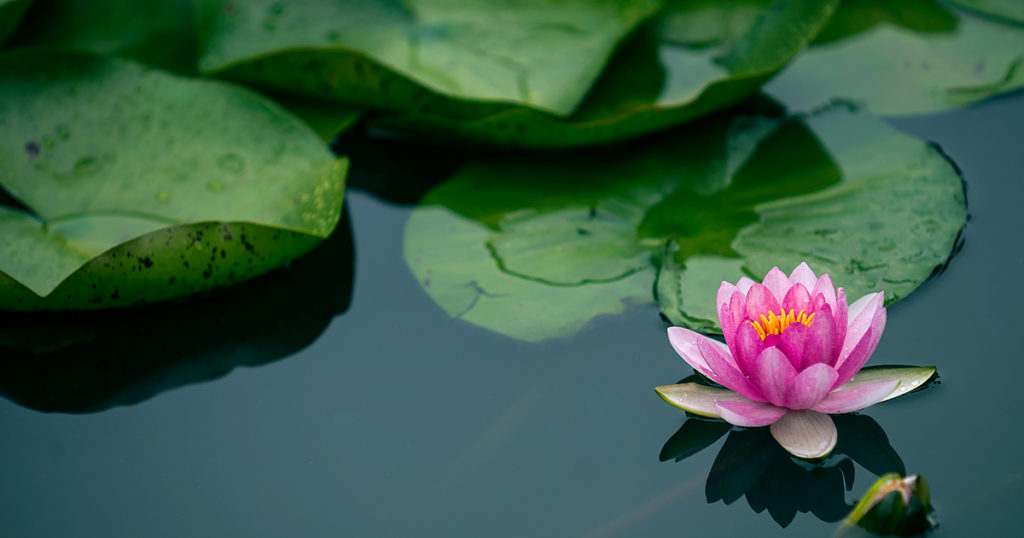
[0,50,347,310]
[766,0,1024,115]
[403,105,965,342]
[371,0,840,148]
[195,0,663,117]
[0,0,32,46]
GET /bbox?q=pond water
[0,91,1021,537]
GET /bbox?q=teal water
[0,92,1020,537]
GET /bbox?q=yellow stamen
[749,308,815,340]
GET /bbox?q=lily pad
[0,50,347,310]
[404,105,965,342]
[0,0,32,46]
[8,1,361,141]
[371,0,840,148]
[195,0,663,118]
[766,0,1024,115]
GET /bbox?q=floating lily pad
[372,0,840,147]
[0,0,32,46]
[8,0,361,141]
[195,0,663,118]
[0,50,347,310]
[766,0,1024,115]
[404,105,965,342]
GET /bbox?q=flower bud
[842,473,935,536]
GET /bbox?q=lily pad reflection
[0,212,353,413]
[661,411,908,528]
[403,105,966,342]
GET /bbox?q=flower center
[750,309,815,340]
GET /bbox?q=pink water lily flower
[656,263,935,459]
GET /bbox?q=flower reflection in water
[660,404,912,528]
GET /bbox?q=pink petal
[788,262,818,291]
[732,322,766,376]
[777,323,809,370]
[736,276,756,295]
[720,280,737,336]
[655,383,751,418]
[745,283,781,321]
[716,400,788,427]
[811,380,900,414]
[832,316,885,390]
[769,410,837,459]
[781,283,811,314]
[698,337,767,402]
[722,292,746,349]
[784,363,839,409]
[802,308,836,367]
[762,267,792,303]
[811,273,838,313]
[833,288,848,360]
[668,327,719,382]
[839,292,885,365]
[749,347,797,407]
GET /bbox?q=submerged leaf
[0,51,347,310]
[403,105,965,341]
[767,0,1024,115]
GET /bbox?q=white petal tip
[770,410,838,459]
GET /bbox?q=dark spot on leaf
[88,296,103,304]
[139,256,153,268]
[25,141,40,159]
[577,228,590,236]
[168,277,175,285]
[240,234,255,252]
[110,289,119,300]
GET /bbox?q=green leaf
[371,0,840,148]
[195,0,663,117]
[655,383,748,417]
[661,108,966,331]
[948,0,1024,24]
[0,50,347,310]
[265,92,362,143]
[766,0,1024,115]
[842,366,938,402]
[0,0,32,46]
[8,0,196,74]
[403,105,965,342]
